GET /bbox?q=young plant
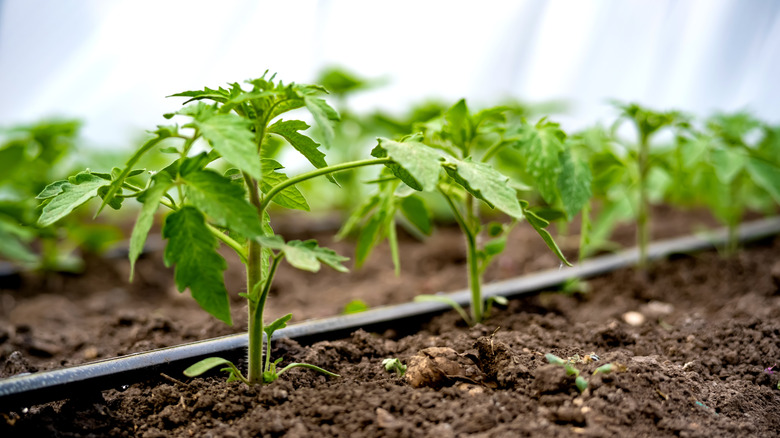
[545,353,619,393]
[342,100,584,325]
[693,113,780,254]
[611,102,685,268]
[382,358,407,377]
[36,73,402,386]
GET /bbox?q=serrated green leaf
[521,200,570,266]
[184,105,262,180]
[128,173,173,280]
[182,169,263,238]
[303,95,340,147]
[38,172,109,227]
[557,149,592,219]
[746,157,780,202]
[163,206,231,325]
[444,99,471,151]
[399,195,432,235]
[264,313,292,338]
[96,125,176,215]
[371,138,442,191]
[283,239,349,273]
[170,86,231,105]
[267,120,332,183]
[259,159,309,210]
[523,123,565,203]
[36,180,69,200]
[443,157,524,219]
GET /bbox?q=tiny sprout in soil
[382,358,407,377]
[545,352,620,393]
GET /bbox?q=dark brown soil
[2,207,780,437]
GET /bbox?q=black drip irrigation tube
[1,217,779,411]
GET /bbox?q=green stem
[261,255,283,374]
[244,172,265,385]
[259,158,392,212]
[246,245,264,385]
[466,231,482,324]
[439,189,482,324]
[206,224,247,263]
[725,178,742,256]
[480,138,517,163]
[578,201,591,264]
[637,133,650,269]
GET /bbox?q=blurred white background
[1,0,778,149]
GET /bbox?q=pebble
[622,311,646,326]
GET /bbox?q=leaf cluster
[37,73,347,325]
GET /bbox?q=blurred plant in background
[0,119,126,271]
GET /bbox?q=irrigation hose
[0,217,778,411]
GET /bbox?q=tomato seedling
[610,101,686,268]
[342,100,584,325]
[37,73,402,386]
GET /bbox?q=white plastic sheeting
[1,0,778,148]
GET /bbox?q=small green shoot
[382,358,407,377]
[545,352,618,393]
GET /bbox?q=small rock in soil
[406,346,476,388]
[622,311,646,326]
[640,300,674,319]
[1,350,36,377]
[548,406,587,426]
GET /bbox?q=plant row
[4,70,779,387]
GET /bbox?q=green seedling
[37,72,413,386]
[545,353,617,393]
[382,358,407,377]
[342,100,583,325]
[610,101,686,269]
[689,113,780,254]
